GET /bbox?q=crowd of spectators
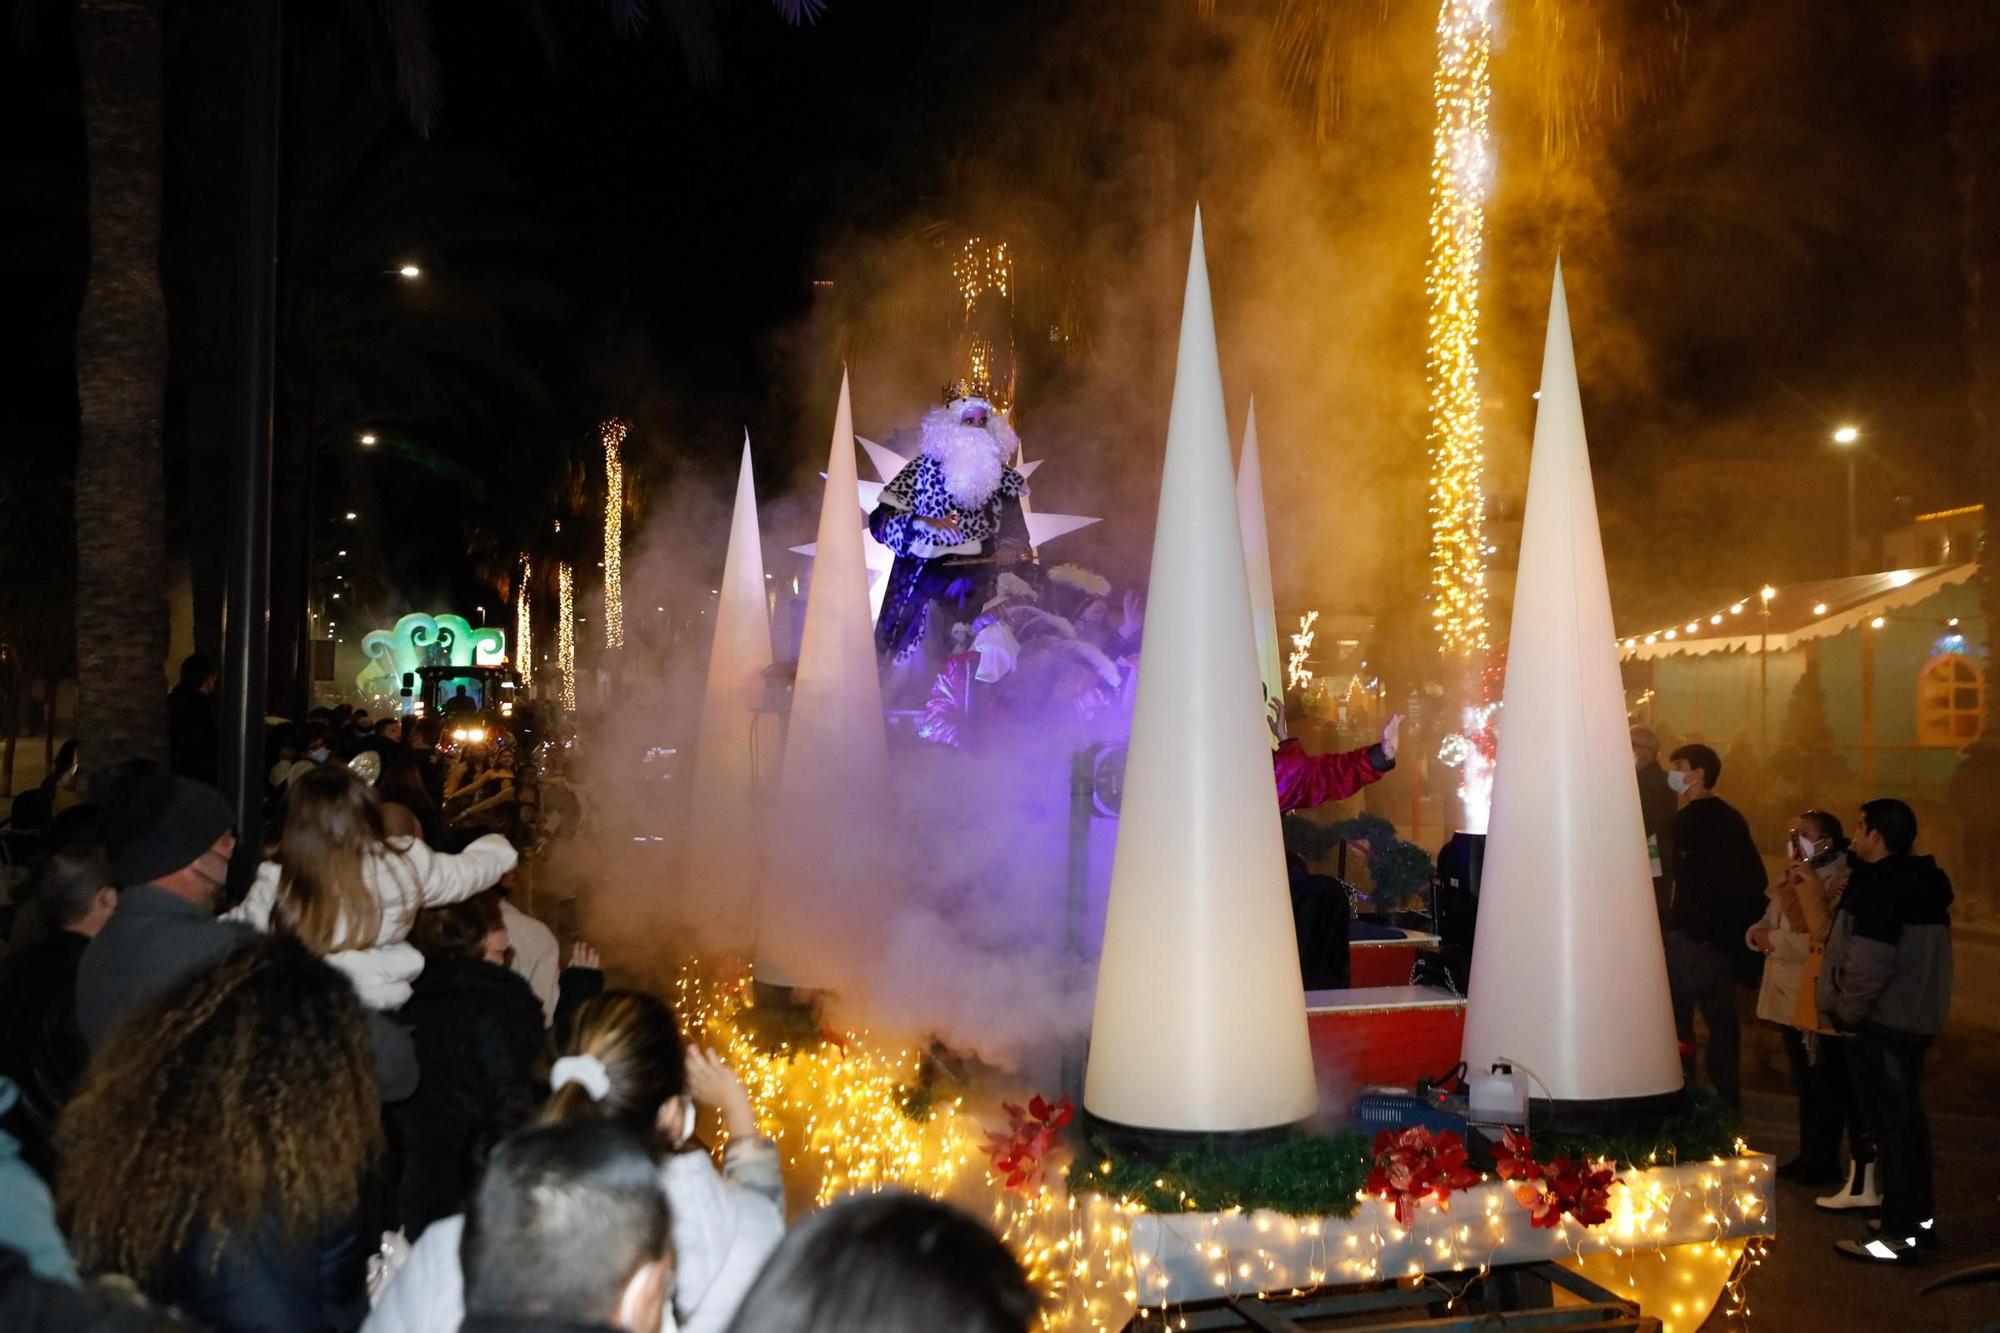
[0,676,1034,1330]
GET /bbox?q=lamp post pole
[1833,426,1861,575]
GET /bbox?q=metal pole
[1846,455,1857,576]
[221,0,282,884]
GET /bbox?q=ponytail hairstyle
[540,991,688,1136]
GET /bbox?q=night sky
[2,0,1979,670]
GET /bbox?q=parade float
[658,221,1774,1332]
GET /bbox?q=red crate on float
[1305,985,1466,1091]
[1348,930,1438,987]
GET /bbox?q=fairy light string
[1424,0,1493,657]
[557,560,577,712]
[668,962,1769,1331]
[602,418,627,650]
[515,557,533,688]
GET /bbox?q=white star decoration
[791,435,1102,623]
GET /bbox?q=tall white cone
[683,435,774,951]
[1459,263,1682,1106]
[757,373,891,987]
[1084,211,1316,1133]
[1235,398,1285,736]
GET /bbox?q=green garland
[1068,1131,1373,1218]
[1533,1086,1743,1169]
[1063,1090,1741,1221]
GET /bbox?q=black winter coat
[390,958,600,1239]
[154,1214,368,1333]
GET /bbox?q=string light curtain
[515,557,533,688]
[602,417,627,649]
[953,237,1015,413]
[1424,0,1493,657]
[557,560,577,712]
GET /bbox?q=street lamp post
[1759,584,1775,755]
[1833,426,1860,575]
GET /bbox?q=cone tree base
[1528,1086,1688,1135]
[1081,1109,1301,1163]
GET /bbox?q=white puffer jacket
[363,1147,783,1333]
[228,833,518,1009]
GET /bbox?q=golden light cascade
[602,417,627,649]
[515,557,533,688]
[668,960,1772,1331]
[954,237,1016,412]
[1424,0,1493,656]
[557,560,577,713]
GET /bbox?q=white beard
[925,421,1008,509]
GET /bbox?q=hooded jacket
[1816,853,1954,1041]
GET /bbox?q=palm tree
[72,0,170,765]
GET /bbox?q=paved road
[1702,1009,2000,1331]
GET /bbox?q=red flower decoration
[1365,1127,1481,1225]
[1494,1129,1616,1229]
[981,1094,1074,1194]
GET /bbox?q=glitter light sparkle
[602,417,627,649]
[1287,610,1319,691]
[557,560,577,712]
[1424,0,1493,657]
[954,237,1015,412]
[515,557,533,688]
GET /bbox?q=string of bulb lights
[602,418,627,650]
[515,557,532,688]
[666,962,1769,1332]
[557,561,577,712]
[1424,0,1494,658]
[1287,610,1320,691]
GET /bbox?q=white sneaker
[1816,1160,1881,1212]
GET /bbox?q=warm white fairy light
[1424,0,1493,657]
[515,557,533,688]
[1287,610,1319,691]
[557,561,577,712]
[668,956,1771,1331]
[602,417,627,649]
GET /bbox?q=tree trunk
[74,0,170,766]
[1951,22,2000,737]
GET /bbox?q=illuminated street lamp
[359,432,377,446]
[344,511,357,521]
[397,263,422,279]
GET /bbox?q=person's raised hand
[1379,714,1404,762]
[1119,590,1144,640]
[685,1044,758,1140]
[569,941,601,970]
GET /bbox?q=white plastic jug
[1468,1061,1528,1125]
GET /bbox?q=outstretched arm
[1272,716,1401,815]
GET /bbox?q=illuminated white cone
[1459,263,1683,1109]
[683,434,774,951]
[1235,398,1285,738]
[1083,211,1316,1133]
[756,373,891,987]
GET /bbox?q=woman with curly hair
[57,936,383,1332]
[228,762,517,1009]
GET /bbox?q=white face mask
[1666,769,1692,795]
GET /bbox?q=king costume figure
[869,381,1032,667]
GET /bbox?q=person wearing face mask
[1631,727,1678,924]
[76,766,418,1102]
[1746,811,1865,1192]
[1661,743,1767,1110]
